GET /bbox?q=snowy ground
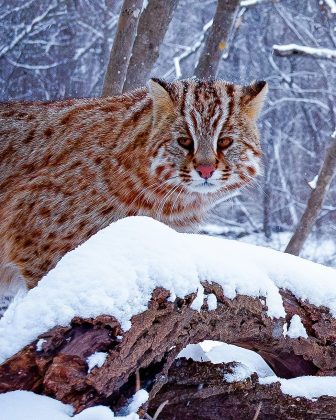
[0,390,142,420]
[201,224,336,268]
[1,216,336,417]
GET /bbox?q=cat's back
[0,98,91,183]
[0,90,149,193]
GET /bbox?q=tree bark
[149,358,336,419]
[1,283,336,414]
[101,0,143,97]
[285,133,336,256]
[194,0,240,79]
[122,0,179,92]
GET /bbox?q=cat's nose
[196,164,215,179]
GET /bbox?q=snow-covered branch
[325,0,336,13]
[273,44,336,59]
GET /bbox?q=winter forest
[1,0,336,419]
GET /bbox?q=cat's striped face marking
[149,78,267,195]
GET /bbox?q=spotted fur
[0,78,267,289]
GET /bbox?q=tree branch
[273,44,336,59]
[285,131,336,255]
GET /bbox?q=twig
[252,402,262,420]
[153,400,169,420]
[135,368,141,392]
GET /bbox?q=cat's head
[147,78,267,195]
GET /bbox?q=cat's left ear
[148,78,174,119]
[241,80,268,120]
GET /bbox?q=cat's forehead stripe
[181,82,237,144]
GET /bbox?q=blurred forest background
[0,0,335,265]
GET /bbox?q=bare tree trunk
[122,0,179,92]
[263,180,272,241]
[194,0,240,79]
[285,132,336,256]
[101,0,143,97]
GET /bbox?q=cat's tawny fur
[0,78,267,290]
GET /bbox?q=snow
[308,174,318,189]
[286,315,308,339]
[260,376,336,400]
[36,338,47,352]
[201,226,336,268]
[180,340,336,399]
[125,390,149,415]
[86,351,108,373]
[1,216,336,363]
[273,43,336,59]
[178,343,211,362]
[325,0,336,13]
[240,0,264,6]
[190,284,204,311]
[0,391,142,420]
[178,341,274,380]
[206,293,217,310]
[224,363,253,383]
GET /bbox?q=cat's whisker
[170,184,184,216]
[156,183,181,220]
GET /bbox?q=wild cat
[0,78,267,293]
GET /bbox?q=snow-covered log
[0,217,336,416]
[148,358,336,419]
[1,283,336,415]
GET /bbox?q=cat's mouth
[188,180,221,193]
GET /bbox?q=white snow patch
[178,341,274,379]
[178,343,211,362]
[126,389,149,414]
[308,174,318,189]
[325,0,336,13]
[286,315,308,339]
[36,338,47,352]
[87,351,108,373]
[206,293,217,310]
[260,376,336,400]
[1,216,336,363]
[132,8,140,18]
[0,391,139,420]
[240,0,264,6]
[190,284,205,311]
[224,363,252,383]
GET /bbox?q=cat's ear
[148,78,174,118]
[241,80,268,120]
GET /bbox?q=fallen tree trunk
[148,358,336,419]
[1,283,336,414]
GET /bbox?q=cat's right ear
[148,78,174,119]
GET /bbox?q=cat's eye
[177,137,193,150]
[217,137,233,150]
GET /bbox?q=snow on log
[273,44,336,59]
[0,217,336,415]
[148,359,336,419]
